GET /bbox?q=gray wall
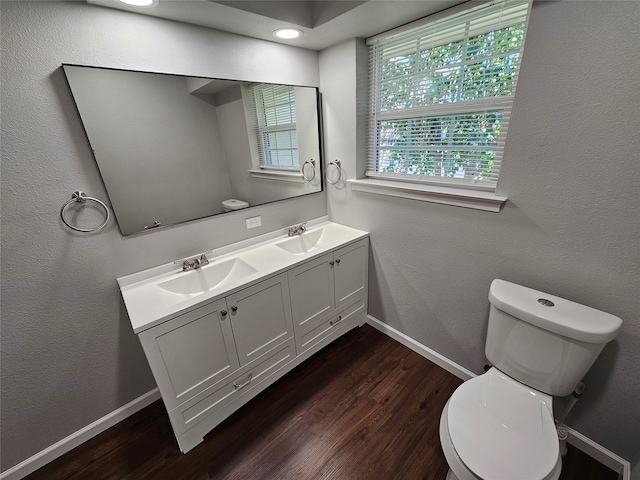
[0,1,323,472]
[320,1,640,474]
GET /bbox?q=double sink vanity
[118,220,369,453]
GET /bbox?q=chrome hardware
[144,220,161,230]
[220,310,228,317]
[198,253,210,267]
[330,315,343,326]
[287,222,307,237]
[326,159,342,185]
[60,191,110,233]
[176,251,211,271]
[538,298,555,307]
[231,305,238,312]
[233,373,253,390]
[302,159,316,181]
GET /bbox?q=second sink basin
[158,258,258,295]
[275,229,323,254]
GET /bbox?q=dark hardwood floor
[25,324,618,480]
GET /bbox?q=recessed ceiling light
[116,0,158,7]
[273,28,303,40]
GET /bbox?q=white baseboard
[366,314,475,381]
[0,389,161,480]
[566,427,630,480]
[365,314,630,480]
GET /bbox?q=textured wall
[0,1,322,471]
[321,1,640,473]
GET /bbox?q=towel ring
[326,159,342,185]
[60,191,110,233]
[302,159,316,181]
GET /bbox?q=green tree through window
[368,0,531,188]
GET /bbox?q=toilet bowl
[439,279,622,480]
[222,199,249,212]
[439,368,561,480]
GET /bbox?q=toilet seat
[447,368,559,480]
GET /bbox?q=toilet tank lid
[488,279,622,344]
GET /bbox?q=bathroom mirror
[62,64,323,235]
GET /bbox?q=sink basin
[158,258,258,295]
[275,229,324,254]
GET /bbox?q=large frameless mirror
[62,64,323,235]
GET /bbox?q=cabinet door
[227,273,294,366]
[334,239,368,309]
[138,299,240,410]
[288,253,335,331]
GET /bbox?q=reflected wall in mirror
[62,64,323,235]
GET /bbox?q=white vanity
[118,220,369,453]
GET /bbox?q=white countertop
[118,220,369,334]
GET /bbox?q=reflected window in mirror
[251,84,299,171]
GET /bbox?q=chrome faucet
[287,223,307,237]
[180,253,210,271]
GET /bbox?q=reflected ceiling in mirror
[62,64,323,235]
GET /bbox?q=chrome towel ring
[302,159,316,181]
[326,159,342,185]
[60,191,110,233]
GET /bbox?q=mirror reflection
[62,64,323,235]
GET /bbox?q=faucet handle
[198,253,210,266]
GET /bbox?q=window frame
[251,83,300,172]
[361,0,531,206]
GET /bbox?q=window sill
[248,169,304,183]
[347,179,507,212]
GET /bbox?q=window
[367,0,531,191]
[251,83,299,170]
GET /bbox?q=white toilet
[439,279,622,480]
[222,199,249,212]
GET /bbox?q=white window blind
[251,84,299,170]
[367,0,531,190]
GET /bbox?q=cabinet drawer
[296,298,365,354]
[168,338,295,436]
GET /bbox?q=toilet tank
[485,279,622,396]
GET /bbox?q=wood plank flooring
[25,324,618,480]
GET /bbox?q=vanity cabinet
[138,298,239,411]
[138,273,293,425]
[288,238,368,353]
[127,230,369,454]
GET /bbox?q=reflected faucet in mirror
[62,64,324,236]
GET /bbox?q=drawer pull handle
[233,373,253,390]
[330,315,343,326]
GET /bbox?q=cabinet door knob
[220,310,228,317]
[231,305,238,312]
[335,258,341,264]
[329,261,335,266]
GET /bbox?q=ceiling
[86,0,465,51]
